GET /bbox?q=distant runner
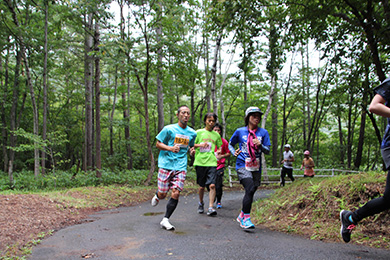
[300,150,315,177]
[280,144,295,187]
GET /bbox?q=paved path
[29,190,390,260]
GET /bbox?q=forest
[1,0,389,186]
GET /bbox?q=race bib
[174,134,190,148]
[199,142,212,153]
[245,157,260,171]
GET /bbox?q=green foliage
[0,169,151,192]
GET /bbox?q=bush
[0,168,152,192]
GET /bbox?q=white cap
[284,144,291,148]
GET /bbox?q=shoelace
[347,224,356,233]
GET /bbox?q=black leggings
[215,168,224,203]
[280,167,294,185]
[241,178,258,214]
[352,170,390,222]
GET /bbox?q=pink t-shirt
[215,138,230,170]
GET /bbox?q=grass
[251,171,390,249]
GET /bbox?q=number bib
[245,157,260,171]
[174,134,190,148]
[199,142,212,153]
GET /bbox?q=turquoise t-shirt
[156,123,197,171]
[193,128,222,167]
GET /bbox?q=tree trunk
[84,13,94,170]
[7,50,21,183]
[41,0,49,175]
[271,96,278,167]
[120,2,131,170]
[1,38,10,173]
[204,37,211,112]
[110,66,118,157]
[337,108,345,167]
[156,2,164,132]
[354,66,370,170]
[211,33,222,114]
[94,20,101,177]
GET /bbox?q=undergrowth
[252,171,390,249]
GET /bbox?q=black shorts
[237,167,261,187]
[196,166,217,187]
[382,147,390,170]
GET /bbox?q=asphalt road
[28,190,390,260]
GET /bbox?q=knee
[171,189,180,200]
[158,192,167,199]
[209,184,215,190]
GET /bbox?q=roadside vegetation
[252,171,390,249]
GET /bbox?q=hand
[171,144,180,153]
[253,138,261,146]
[215,149,222,160]
[234,148,241,157]
[190,147,195,156]
[281,160,285,164]
[199,142,208,148]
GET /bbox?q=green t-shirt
[193,128,222,167]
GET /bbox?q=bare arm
[156,141,180,153]
[369,94,390,117]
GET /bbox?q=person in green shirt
[193,113,222,216]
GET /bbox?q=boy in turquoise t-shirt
[151,105,197,231]
[193,113,222,216]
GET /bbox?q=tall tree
[5,0,40,176]
[41,0,49,175]
[84,12,94,171]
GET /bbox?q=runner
[300,150,315,177]
[280,144,295,187]
[193,113,222,216]
[151,105,197,231]
[213,123,231,209]
[340,77,390,243]
[229,106,271,229]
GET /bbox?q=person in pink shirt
[213,123,231,209]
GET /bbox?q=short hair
[213,122,223,136]
[203,112,217,123]
[177,105,189,114]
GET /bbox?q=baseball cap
[284,144,291,148]
[245,106,263,118]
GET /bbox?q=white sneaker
[160,217,175,230]
[151,194,159,207]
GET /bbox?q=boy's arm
[156,141,180,153]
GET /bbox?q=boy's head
[203,113,217,130]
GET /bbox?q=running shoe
[217,203,222,209]
[240,217,255,229]
[151,194,159,207]
[340,210,356,243]
[207,207,217,216]
[160,217,175,231]
[236,214,243,223]
[197,202,204,214]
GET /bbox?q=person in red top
[213,123,231,209]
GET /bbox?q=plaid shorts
[157,168,187,193]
